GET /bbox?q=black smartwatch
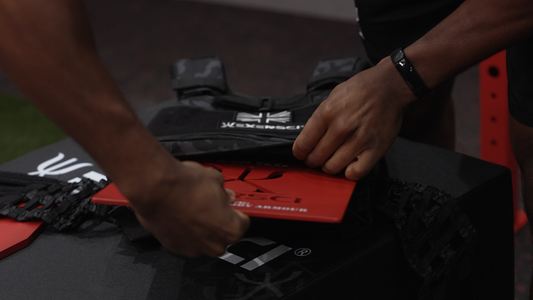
[391,48,432,99]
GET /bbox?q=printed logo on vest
[219,111,303,131]
[236,111,291,124]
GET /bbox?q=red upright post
[479,50,528,232]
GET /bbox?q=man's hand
[293,59,416,181]
[0,0,250,258]
[126,160,250,257]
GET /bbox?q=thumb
[225,188,236,203]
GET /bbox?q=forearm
[0,0,250,256]
[405,0,533,89]
[0,0,178,202]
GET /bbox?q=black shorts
[354,0,464,64]
[507,37,533,128]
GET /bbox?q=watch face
[92,162,356,223]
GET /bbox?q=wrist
[87,118,184,208]
[374,56,419,108]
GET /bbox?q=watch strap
[391,48,432,99]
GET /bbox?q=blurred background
[0,0,528,298]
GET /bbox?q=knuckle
[316,102,335,120]
[334,125,351,138]
[206,168,225,183]
[295,138,312,152]
[210,169,224,180]
[182,160,202,168]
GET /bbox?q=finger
[321,137,362,175]
[209,209,249,256]
[225,188,236,203]
[183,210,246,258]
[293,114,327,161]
[304,126,350,168]
[205,165,226,185]
[344,149,384,181]
[221,205,250,239]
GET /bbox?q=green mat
[0,92,68,164]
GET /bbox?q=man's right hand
[293,58,417,181]
[123,160,250,257]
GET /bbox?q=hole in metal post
[488,66,499,77]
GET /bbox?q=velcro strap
[170,56,228,98]
[173,78,226,93]
[0,194,23,212]
[0,171,57,187]
[0,171,113,231]
[216,94,265,110]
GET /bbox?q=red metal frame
[479,50,528,232]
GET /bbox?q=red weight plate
[0,218,44,260]
[92,163,356,223]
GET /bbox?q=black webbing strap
[215,94,310,112]
[0,171,58,187]
[170,56,371,113]
[0,171,113,231]
[0,171,153,240]
[170,56,228,98]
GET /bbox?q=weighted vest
[147,56,370,159]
